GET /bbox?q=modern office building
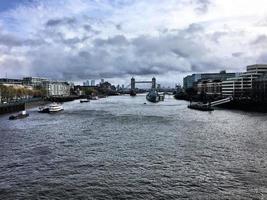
[222,64,267,97]
[197,80,222,96]
[183,71,237,90]
[83,80,90,86]
[91,80,95,86]
[253,73,267,102]
[183,74,201,89]
[23,77,49,87]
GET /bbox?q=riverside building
[197,80,222,96]
[222,64,267,98]
[183,71,237,90]
[42,81,70,97]
[22,77,49,87]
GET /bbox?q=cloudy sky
[1,0,267,86]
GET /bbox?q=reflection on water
[0,95,266,199]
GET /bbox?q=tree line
[0,85,46,103]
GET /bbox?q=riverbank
[0,98,48,115]
[0,95,109,115]
[217,99,267,112]
[174,93,267,112]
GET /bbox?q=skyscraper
[91,80,95,86]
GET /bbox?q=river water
[0,95,266,199]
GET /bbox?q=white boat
[48,103,64,113]
[39,103,63,113]
[91,96,99,100]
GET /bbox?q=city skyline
[1,0,267,86]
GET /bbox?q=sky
[1,0,267,86]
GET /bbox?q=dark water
[0,95,266,199]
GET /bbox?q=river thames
[0,95,266,199]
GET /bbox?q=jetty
[188,97,233,111]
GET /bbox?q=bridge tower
[152,77,156,89]
[131,77,135,90]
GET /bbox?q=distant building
[0,78,33,90]
[91,80,95,86]
[222,64,267,98]
[43,81,70,97]
[183,71,237,90]
[83,80,90,86]
[175,84,182,93]
[183,74,201,89]
[0,78,23,85]
[23,77,49,88]
[101,79,104,84]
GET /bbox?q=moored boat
[188,103,214,111]
[91,96,99,100]
[9,110,29,120]
[146,90,160,103]
[80,99,89,103]
[130,90,136,96]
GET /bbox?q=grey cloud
[194,0,211,13]
[232,52,243,57]
[83,24,101,35]
[172,48,190,58]
[0,32,45,47]
[251,35,267,45]
[0,20,232,81]
[83,25,92,31]
[115,24,122,30]
[46,17,77,27]
[0,34,23,47]
[210,31,227,43]
[94,35,129,46]
[185,23,204,33]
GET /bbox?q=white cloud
[0,0,267,86]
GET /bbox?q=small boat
[39,103,64,113]
[188,103,214,111]
[91,96,99,100]
[9,110,29,120]
[80,99,89,103]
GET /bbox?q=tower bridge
[131,77,156,90]
[130,77,156,96]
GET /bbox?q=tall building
[253,73,267,102]
[83,80,90,86]
[91,80,95,86]
[101,79,105,84]
[183,71,237,90]
[222,64,267,97]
